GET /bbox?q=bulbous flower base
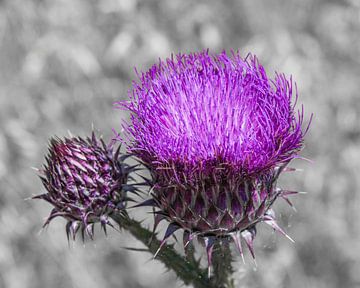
[139,164,299,274]
[34,132,139,240]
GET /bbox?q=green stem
[210,241,235,288]
[111,214,216,288]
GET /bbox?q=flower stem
[209,241,235,288]
[111,214,216,288]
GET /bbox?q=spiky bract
[35,132,137,240]
[117,50,310,269]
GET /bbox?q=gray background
[1,0,360,287]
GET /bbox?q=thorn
[119,153,133,162]
[280,190,307,196]
[66,221,71,243]
[86,224,94,240]
[183,231,192,248]
[283,167,303,173]
[137,174,153,186]
[114,144,122,162]
[71,221,80,240]
[106,220,121,233]
[91,129,97,144]
[241,228,257,266]
[149,213,165,245]
[154,223,180,259]
[130,198,158,209]
[154,240,167,259]
[101,221,107,236]
[263,217,295,243]
[281,195,297,212]
[295,156,314,164]
[163,223,181,240]
[204,236,216,278]
[121,247,149,252]
[183,231,190,253]
[255,200,267,218]
[230,232,245,264]
[81,225,85,243]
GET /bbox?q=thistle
[34,132,138,240]
[118,51,311,272]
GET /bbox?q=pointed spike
[91,130,97,145]
[86,224,94,240]
[263,218,295,243]
[241,228,257,265]
[122,247,149,252]
[163,223,181,240]
[66,222,71,243]
[149,213,166,245]
[183,230,191,248]
[230,232,245,264]
[71,221,80,240]
[153,214,166,233]
[280,190,307,197]
[137,174,153,186]
[281,195,297,212]
[32,193,48,200]
[283,167,303,173]
[126,164,141,171]
[154,223,181,259]
[100,138,108,152]
[183,230,191,253]
[255,199,267,218]
[101,221,108,236]
[81,225,85,243]
[121,184,140,193]
[119,153,133,162]
[204,236,216,278]
[131,181,150,187]
[106,220,120,233]
[154,239,167,259]
[130,198,158,208]
[114,144,122,162]
[295,156,314,163]
[42,209,62,228]
[120,196,136,203]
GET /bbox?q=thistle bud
[35,132,137,240]
[117,51,311,270]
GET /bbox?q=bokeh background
[1,0,360,287]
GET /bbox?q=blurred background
[1,0,360,287]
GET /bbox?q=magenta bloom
[35,133,136,240]
[117,51,310,267]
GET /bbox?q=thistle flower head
[35,132,136,240]
[117,50,311,268]
[120,51,305,176]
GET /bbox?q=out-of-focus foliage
[0,0,360,287]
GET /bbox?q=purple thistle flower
[117,50,311,271]
[34,132,137,240]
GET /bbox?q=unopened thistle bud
[117,51,311,269]
[34,132,137,240]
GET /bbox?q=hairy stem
[111,214,216,288]
[210,241,235,288]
